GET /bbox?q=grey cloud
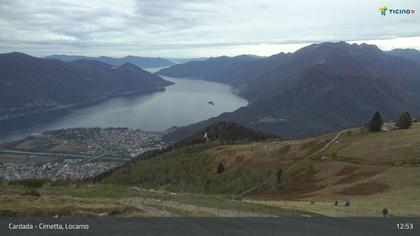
[133,0,217,28]
[0,0,419,57]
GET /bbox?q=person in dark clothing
[334,200,338,206]
[382,207,389,217]
[345,198,350,207]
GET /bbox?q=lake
[0,77,247,143]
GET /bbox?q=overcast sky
[0,0,419,57]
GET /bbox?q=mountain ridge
[160,42,420,141]
[45,54,176,68]
[0,52,173,125]
[387,48,420,63]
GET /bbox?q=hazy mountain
[45,55,175,68]
[387,49,420,63]
[162,42,420,141]
[167,57,208,64]
[157,55,262,80]
[0,52,173,122]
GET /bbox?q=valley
[2,2,420,234]
[0,76,247,143]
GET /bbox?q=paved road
[1,217,419,236]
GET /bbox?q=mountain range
[45,55,176,68]
[160,42,420,141]
[0,52,173,123]
[2,42,420,141]
[158,55,261,80]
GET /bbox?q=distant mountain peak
[0,52,34,59]
[387,48,420,63]
[390,48,419,53]
[44,55,175,68]
[118,62,140,69]
[296,41,383,56]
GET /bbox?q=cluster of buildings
[0,127,169,180]
[85,128,166,157]
[0,159,121,181]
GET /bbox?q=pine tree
[396,112,412,129]
[216,162,225,174]
[369,112,383,132]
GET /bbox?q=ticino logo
[379,6,416,16]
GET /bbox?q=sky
[0,0,419,58]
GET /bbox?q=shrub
[16,179,46,189]
[233,196,242,201]
[216,162,225,174]
[22,189,41,197]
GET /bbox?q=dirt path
[313,130,345,156]
[120,197,175,217]
[121,197,273,217]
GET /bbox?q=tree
[216,162,225,174]
[369,112,383,132]
[396,112,412,129]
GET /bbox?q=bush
[233,196,242,201]
[216,162,225,174]
[16,179,46,189]
[22,189,41,197]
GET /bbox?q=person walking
[344,198,350,207]
[382,207,389,217]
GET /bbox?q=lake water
[0,76,247,143]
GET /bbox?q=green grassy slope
[103,122,420,217]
